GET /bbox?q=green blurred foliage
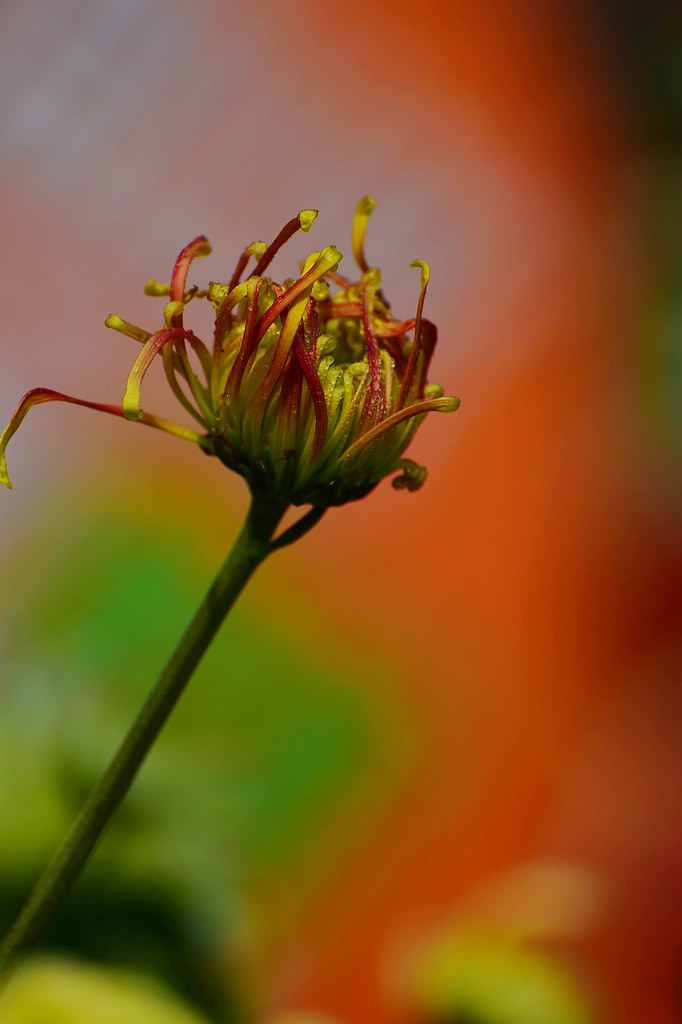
[0,481,409,1018]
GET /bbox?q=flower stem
[0,490,298,993]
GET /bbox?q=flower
[0,199,459,506]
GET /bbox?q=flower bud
[1,200,459,506]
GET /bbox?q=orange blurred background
[1,1,681,1023]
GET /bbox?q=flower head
[1,199,459,506]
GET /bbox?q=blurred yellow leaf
[0,957,210,1024]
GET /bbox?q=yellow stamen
[144,280,172,297]
[164,301,185,328]
[104,315,151,345]
[298,209,318,232]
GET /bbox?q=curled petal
[122,327,202,420]
[359,268,386,428]
[224,276,264,399]
[250,248,344,427]
[352,196,375,274]
[292,328,328,460]
[0,388,203,489]
[255,245,342,346]
[391,458,427,491]
[168,236,212,331]
[342,394,460,461]
[315,302,414,338]
[251,209,319,279]
[255,254,325,411]
[325,269,355,290]
[397,259,430,409]
[170,236,212,305]
[374,318,416,338]
[227,240,268,294]
[163,301,186,328]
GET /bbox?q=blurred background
[1,1,681,1022]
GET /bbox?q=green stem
[0,491,295,993]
